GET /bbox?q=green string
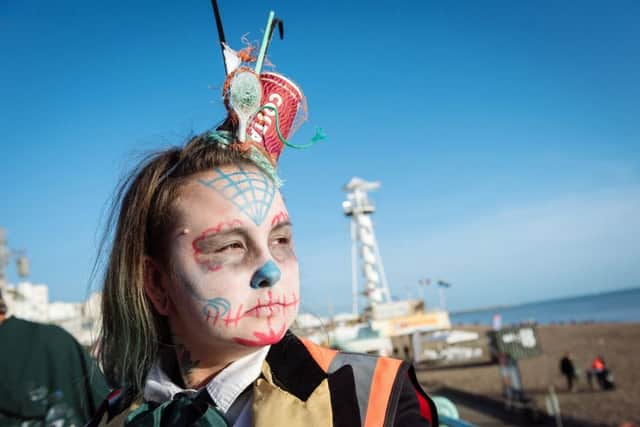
[206,130,234,146]
[203,113,325,188]
[206,129,283,187]
[257,105,326,149]
[247,146,283,188]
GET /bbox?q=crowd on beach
[560,352,616,392]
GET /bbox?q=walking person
[559,352,577,391]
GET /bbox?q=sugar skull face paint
[160,164,299,357]
[192,220,244,272]
[250,260,281,289]
[198,165,276,226]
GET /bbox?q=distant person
[0,293,109,426]
[587,355,615,390]
[559,352,577,391]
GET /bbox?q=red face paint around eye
[270,211,290,226]
[192,219,244,271]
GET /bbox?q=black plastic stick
[210,0,228,74]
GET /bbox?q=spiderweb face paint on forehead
[198,165,276,226]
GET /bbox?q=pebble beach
[417,323,640,426]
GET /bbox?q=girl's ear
[143,256,171,316]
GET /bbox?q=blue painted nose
[250,260,281,289]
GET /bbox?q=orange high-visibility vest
[299,337,436,427]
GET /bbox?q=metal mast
[342,178,392,314]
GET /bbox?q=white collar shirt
[143,346,270,426]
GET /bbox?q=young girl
[91,45,437,427]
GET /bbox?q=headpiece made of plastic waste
[211,7,324,186]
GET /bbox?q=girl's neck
[171,338,255,389]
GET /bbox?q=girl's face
[160,164,299,353]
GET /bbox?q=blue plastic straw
[254,11,275,74]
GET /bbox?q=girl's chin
[228,318,289,347]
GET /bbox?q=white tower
[342,178,392,315]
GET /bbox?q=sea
[449,287,640,326]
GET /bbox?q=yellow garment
[252,362,333,427]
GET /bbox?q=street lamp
[417,278,431,308]
[436,280,452,310]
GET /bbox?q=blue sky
[1,1,639,315]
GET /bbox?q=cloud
[295,186,640,314]
[382,186,640,310]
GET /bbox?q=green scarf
[125,391,228,427]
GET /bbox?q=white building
[4,282,49,322]
[48,301,81,322]
[3,281,102,347]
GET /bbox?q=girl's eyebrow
[191,219,244,239]
[192,224,248,253]
[271,221,293,232]
[270,211,290,227]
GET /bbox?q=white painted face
[160,164,300,354]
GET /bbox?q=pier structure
[0,227,29,297]
[342,177,392,315]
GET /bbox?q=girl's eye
[272,236,291,246]
[216,242,245,253]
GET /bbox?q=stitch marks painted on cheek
[192,220,243,272]
[245,290,299,318]
[200,291,299,346]
[223,304,245,327]
[202,297,231,327]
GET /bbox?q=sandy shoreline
[416,323,640,426]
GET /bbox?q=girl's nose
[250,260,281,289]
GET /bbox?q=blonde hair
[97,131,253,397]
